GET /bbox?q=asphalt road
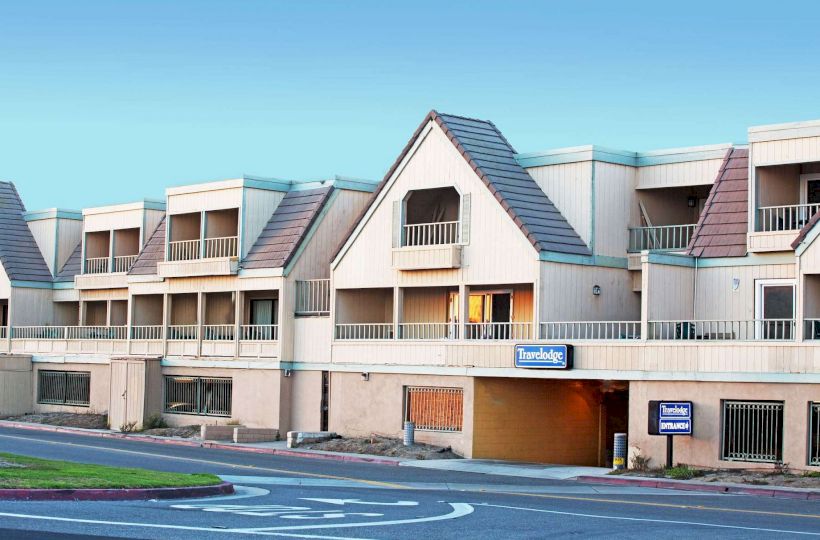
[0,427,817,539]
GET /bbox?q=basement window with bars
[37,370,90,406]
[810,403,820,466]
[404,386,463,432]
[164,376,232,417]
[721,400,784,463]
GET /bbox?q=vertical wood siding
[636,159,724,189]
[525,161,593,246]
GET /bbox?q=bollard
[613,432,627,470]
[403,421,415,446]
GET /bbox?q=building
[0,111,818,472]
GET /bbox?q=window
[810,403,820,466]
[250,299,278,325]
[37,371,90,406]
[754,279,795,339]
[721,400,784,463]
[404,386,463,432]
[164,376,232,417]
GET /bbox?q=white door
[755,279,795,339]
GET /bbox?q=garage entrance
[471,378,628,466]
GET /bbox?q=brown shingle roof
[0,182,53,282]
[128,217,166,276]
[54,242,81,282]
[687,148,749,258]
[792,211,820,250]
[243,186,333,270]
[332,110,590,262]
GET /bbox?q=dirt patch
[4,413,108,430]
[303,436,461,460]
[138,426,200,439]
[614,466,820,489]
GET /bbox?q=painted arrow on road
[301,498,419,506]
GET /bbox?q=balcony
[403,221,460,247]
[295,279,331,316]
[627,224,696,253]
[167,236,238,261]
[758,203,819,232]
[648,320,795,341]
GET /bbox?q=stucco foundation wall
[161,366,284,429]
[289,370,323,432]
[328,372,474,457]
[629,380,820,471]
[0,355,33,416]
[32,361,111,415]
[472,378,605,466]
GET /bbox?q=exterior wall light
[592,285,602,296]
[687,196,697,208]
[361,372,370,382]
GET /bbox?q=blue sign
[658,401,692,435]
[514,344,573,369]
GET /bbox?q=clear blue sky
[2,1,820,210]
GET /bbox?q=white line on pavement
[473,502,820,536]
[167,485,271,503]
[0,511,373,540]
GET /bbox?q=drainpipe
[693,257,698,319]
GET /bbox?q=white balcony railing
[113,254,138,273]
[540,321,641,340]
[398,322,458,340]
[648,320,795,341]
[335,323,394,340]
[202,324,235,341]
[758,203,820,232]
[204,236,238,258]
[295,279,330,316]
[403,221,460,247]
[11,326,126,340]
[167,325,198,340]
[131,325,163,340]
[627,224,696,252]
[464,322,533,340]
[805,319,820,340]
[84,257,109,274]
[240,324,279,341]
[167,239,201,262]
[0,326,6,339]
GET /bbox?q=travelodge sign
[514,344,573,369]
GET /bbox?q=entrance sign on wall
[514,344,573,369]
[648,400,693,435]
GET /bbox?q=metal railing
[540,321,641,340]
[37,370,90,406]
[167,324,198,340]
[202,324,235,341]
[464,322,533,340]
[627,224,696,252]
[810,403,820,466]
[335,323,394,340]
[399,323,458,340]
[12,326,126,340]
[240,324,279,341]
[404,386,464,432]
[203,236,238,258]
[721,400,784,463]
[164,375,232,417]
[295,279,330,316]
[131,325,163,340]
[113,254,138,273]
[167,239,201,261]
[84,257,109,274]
[403,221,460,247]
[648,320,795,341]
[758,203,820,232]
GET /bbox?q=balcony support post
[196,292,204,357]
[234,290,242,358]
[640,253,649,341]
[108,230,115,275]
[199,211,207,259]
[458,284,469,340]
[162,293,170,356]
[393,287,403,339]
[126,293,133,354]
[532,280,540,340]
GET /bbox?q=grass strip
[0,452,221,489]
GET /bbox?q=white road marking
[301,499,418,507]
[0,511,373,539]
[169,485,271,503]
[236,503,474,532]
[474,503,820,537]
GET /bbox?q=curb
[0,421,402,467]
[0,481,234,501]
[577,475,820,500]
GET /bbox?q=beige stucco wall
[32,361,111,416]
[0,355,33,416]
[160,366,285,430]
[289,369,323,432]
[328,371,474,457]
[629,380,820,472]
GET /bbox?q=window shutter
[392,200,402,248]
[460,194,471,244]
